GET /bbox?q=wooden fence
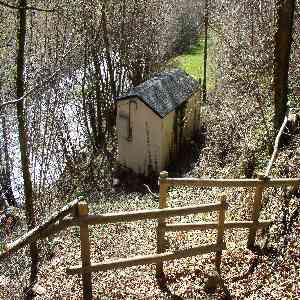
[1,172,299,299]
[66,195,227,299]
[63,172,298,299]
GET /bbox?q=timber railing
[158,172,299,249]
[0,173,299,299]
[65,194,228,300]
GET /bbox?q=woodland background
[0,0,299,299]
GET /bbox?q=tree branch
[0,67,62,112]
[0,38,83,112]
[143,184,159,199]
[0,1,55,12]
[265,114,289,177]
[0,0,17,9]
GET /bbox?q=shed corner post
[247,173,267,250]
[156,171,169,280]
[77,201,93,300]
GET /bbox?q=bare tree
[273,0,296,130]
[203,0,209,103]
[15,0,38,294]
[0,114,16,207]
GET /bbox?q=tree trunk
[101,3,117,99]
[91,50,105,152]
[16,0,39,294]
[202,0,208,103]
[1,115,16,206]
[250,2,255,47]
[273,0,295,131]
[0,81,16,207]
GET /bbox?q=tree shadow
[111,165,159,195]
[112,126,207,196]
[156,271,184,300]
[230,245,278,283]
[167,128,207,177]
[156,267,233,300]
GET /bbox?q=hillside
[1,124,299,299]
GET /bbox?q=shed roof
[117,69,200,118]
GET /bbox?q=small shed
[116,69,201,175]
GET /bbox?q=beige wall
[117,97,162,175]
[117,90,201,175]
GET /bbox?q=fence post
[247,173,266,249]
[77,201,93,300]
[156,171,169,278]
[215,193,226,272]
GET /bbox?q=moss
[169,36,216,90]
[173,101,188,155]
[145,121,153,173]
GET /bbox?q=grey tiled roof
[117,69,199,118]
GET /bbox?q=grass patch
[170,36,216,90]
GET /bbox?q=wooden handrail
[160,177,300,188]
[247,174,266,249]
[77,202,92,300]
[215,194,226,271]
[164,220,272,232]
[1,172,298,299]
[61,203,222,226]
[1,176,297,261]
[157,170,168,276]
[0,198,81,260]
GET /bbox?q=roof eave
[116,95,164,119]
[116,87,201,119]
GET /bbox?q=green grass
[170,36,216,90]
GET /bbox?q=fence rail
[165,220,272,232]
[0,198,80,260]
[67,242,226,275]
[62,202,222,226]
[160,177,300,188]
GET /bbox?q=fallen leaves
[1,147,300,299]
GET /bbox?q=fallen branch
[143,184,159,199]
[265,115,289,177]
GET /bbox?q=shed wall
[117,90,201,175]
[160,90,201,171]
[182,90,201,140]
[161,111,175,169]
[117,98,163,175]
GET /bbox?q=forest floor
[0,130,299,299]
